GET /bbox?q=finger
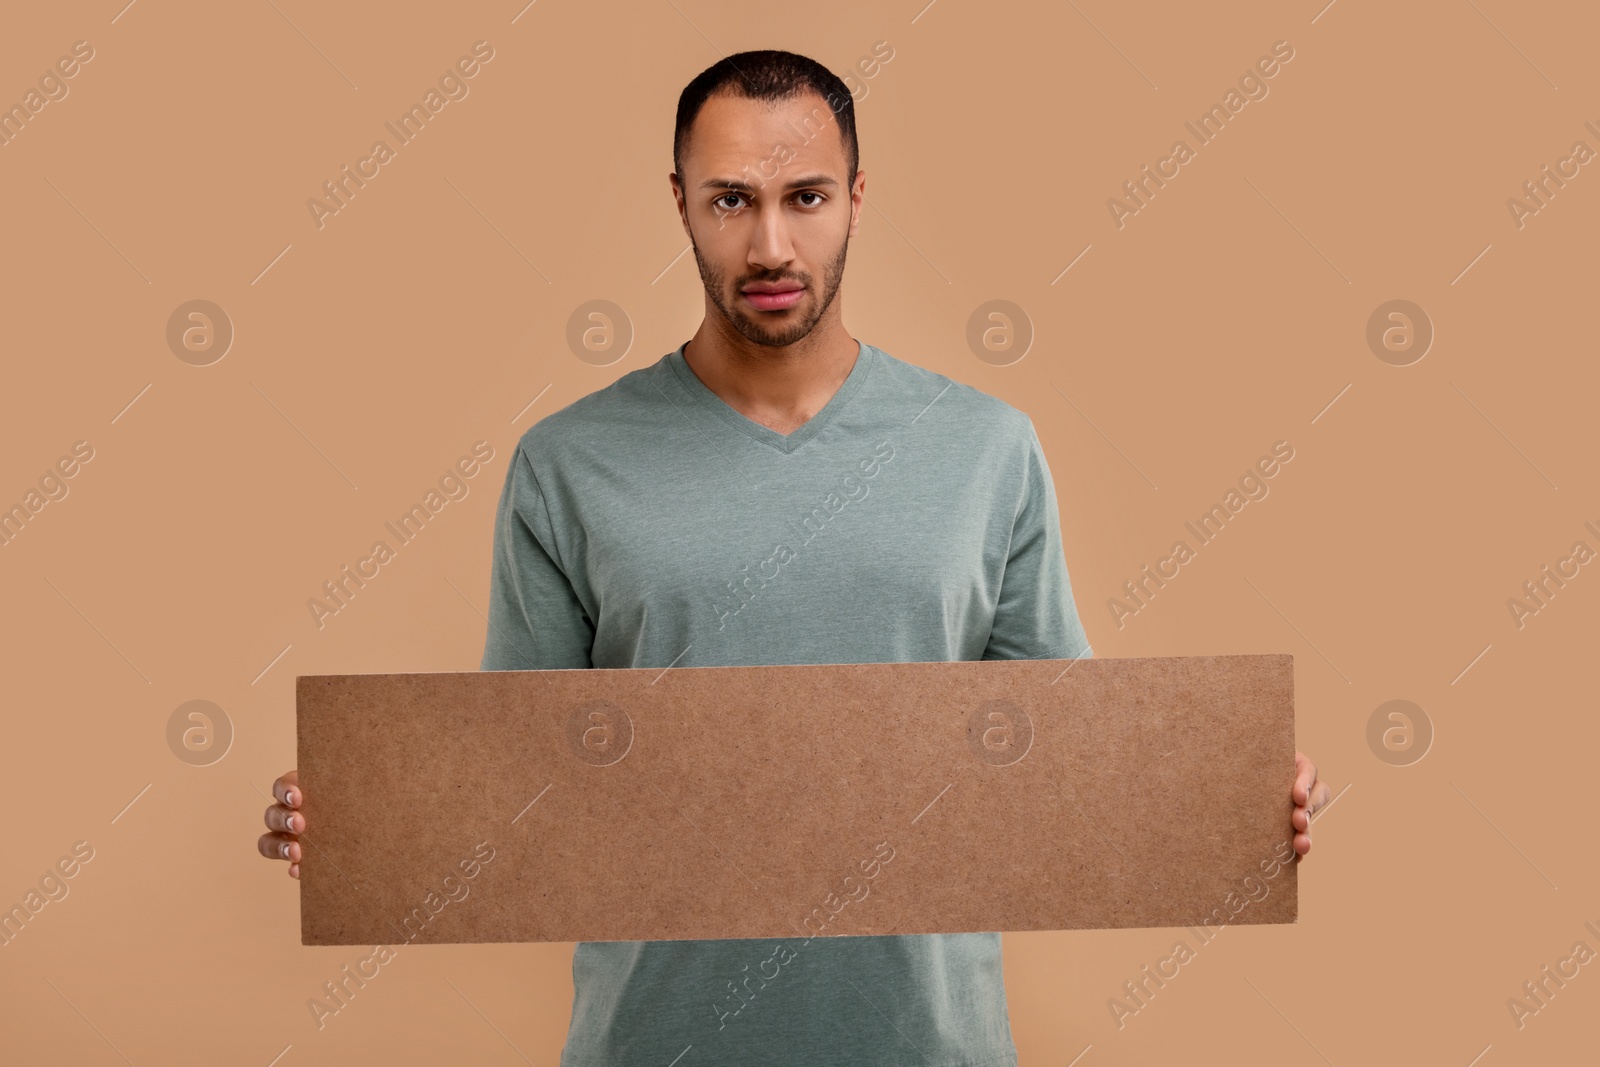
[289,861,300,880]
[1293,751,1318,808]
[263,803,301,835]
[274,770,301,808]
[1295,829,1311,857]
[258,832,301,863]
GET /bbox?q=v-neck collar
[664,338,877,455]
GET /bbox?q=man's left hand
[1292,750,1331,858]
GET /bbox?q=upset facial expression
[675,89,862,348]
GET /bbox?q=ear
[669,171,691,237]
[847,168,866,238]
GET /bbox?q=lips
[742,284,804,311]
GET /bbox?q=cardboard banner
[296,653,1296,946]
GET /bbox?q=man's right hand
[259,770,304,879]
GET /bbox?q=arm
[982,419,1092,662]
[480,442,595,672]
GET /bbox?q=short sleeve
[479,444,595,671]
[982,420,1093,661]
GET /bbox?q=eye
[796,191,824,207]
[715,192,748,211]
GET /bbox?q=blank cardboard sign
[296,653,1296,946]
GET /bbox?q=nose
[748,201,795,271]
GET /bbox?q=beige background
[1,0,1594,1064]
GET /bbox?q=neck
[681,316,860,436]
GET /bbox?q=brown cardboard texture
[296,653,1297,945]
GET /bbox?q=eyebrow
[699,173,839,192]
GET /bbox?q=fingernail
[280,841,291,859]
[288,814,300,833]
[287,789,298,807]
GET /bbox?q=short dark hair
[674,49,859,188]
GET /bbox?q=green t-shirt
[481,338,1092,1066]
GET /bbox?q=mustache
[740,274,807,287]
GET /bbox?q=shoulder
[511,355,673,465]
[866,344,1037,447]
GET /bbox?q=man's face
[672,89,863,349]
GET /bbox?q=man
[261,48,1329,1064]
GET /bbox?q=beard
[689,226,850,348]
